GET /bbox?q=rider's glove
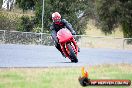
[72,30,76,35]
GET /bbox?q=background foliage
[16,0,95,34]
[96,0,132,38]
[0,0,132,38]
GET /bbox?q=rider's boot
[61,51,66,58]
[78,47,80,52]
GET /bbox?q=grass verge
[0,64,132,88]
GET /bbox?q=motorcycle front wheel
[67,44,78,63]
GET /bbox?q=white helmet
[52,12,61,22]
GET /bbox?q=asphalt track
[0,44,132,67]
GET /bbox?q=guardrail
[0,30,53,45]
[0,30,132,50]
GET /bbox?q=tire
[67,44,78,63]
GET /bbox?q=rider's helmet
[52,12,61,22]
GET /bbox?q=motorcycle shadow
[60,62,73,63]
[54,61,76,63]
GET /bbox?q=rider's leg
[51,30,60,52]
[51,30,66,57]
[51,30,58,43]
[55,42,66,58]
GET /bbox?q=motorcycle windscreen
[57,28,73,43]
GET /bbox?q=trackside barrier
[0,30,132,50]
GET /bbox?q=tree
[35,0,94,34]
[0,0,3,9]
[96,0,132,39]
[16,0,35,12]
[17,16,35,32]
[16,0,95,34]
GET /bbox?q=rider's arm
[50,23,54,30]
[62,19,76,35]
[50,24,58,43]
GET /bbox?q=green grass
[0,64,132,88]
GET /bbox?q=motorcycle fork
[60,43,69,58]
[71,38,78,55]
[60,38,78,58]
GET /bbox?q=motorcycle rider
[50,12,78,57]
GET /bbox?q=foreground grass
[0,64,132,88]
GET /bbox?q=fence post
[123,39,125,50]
[41,33,43,45]
[3,30,6,43]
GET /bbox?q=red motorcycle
[57,28,79,63]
